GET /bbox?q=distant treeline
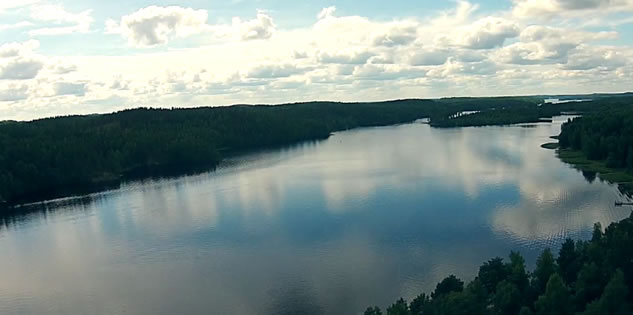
[366,213,633,315]
[559,106,633,171]
[429,97,625,128]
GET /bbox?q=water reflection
[0,118,631,315]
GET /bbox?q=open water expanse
[0,116,630,314]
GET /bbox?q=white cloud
[0,40,39,58]
[0,58,44,80]
[372,25,418,47]
[317,51,374,65]
[0,83,29,102]
[352,64,426,80]
[0,40,44,80]
[513,0,633,18]
[107,6,208,47]
[0,21,34,32]
[459,17,520,49]
[246,64,307,78]
[317,6,337,20]
[233,11,276,40]
[48,61,78,75]
[0,0,39,12]
[564,45,628,70]
[53,82,86,96]
[494,41,572,65]
[29,4,93,36]
[409,49,449,66]
[494,25,619,66]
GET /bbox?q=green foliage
[432,275,464,299]
[581,270,630,315]
[507,251,530,293]
[365,306,384,315]
[574,262,606,312]
[387,298,410,315]
[409,293,430,315]
[557,239,580,285]
[558,103,633,175]
[367,213,633,315]
[478,257,510,293]
[535,274,573,315]
[532,248,557,296]
[493,280,522,315]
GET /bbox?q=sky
[0,0,632,120]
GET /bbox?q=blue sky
[1,0,633,120]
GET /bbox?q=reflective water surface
[0,117,631,315]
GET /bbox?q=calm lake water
[1,117,631,315]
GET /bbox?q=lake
[0,116,630,315]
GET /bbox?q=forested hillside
[559,106,633,170]
[366,213,633,315]
[0,100,437,205]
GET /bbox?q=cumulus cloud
[49,63,78,75]
[409,49,449,66]
[459,17,520,49]
[564,46,628,70]
[0,58,44,80]
[0,40,44,80]
[0,21,34,32]
[246,64,307,78]
[0,40,40,58]
[0,84,29,102]
[53,82,86,96]
[107,6,208,47]
[233,11,276,40]
[513,0,633,18]
[0,0,40,12]
[372,25,418,47]
[494,25,618,66]
[317,6,337,20]
[317,51,374,65]
[29,4,93,36]
[352,64,426,80]
[494,41,572,65]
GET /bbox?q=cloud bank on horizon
[0,0,632,120]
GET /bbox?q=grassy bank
[556,149,633,194]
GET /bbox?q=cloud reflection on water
[0,118,631,314]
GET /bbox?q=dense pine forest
[0,100,439,206]
[558,107,633,170]
[365,212,633,315]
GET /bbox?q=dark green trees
[558,105,633,172]
[582,270,630,315]
[534,274,573,315]
[432,275,464,298]
[532,249,557,296]
[368,213,633,315]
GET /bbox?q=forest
[0,100,439,206]
[365,212,633,315]
[429,97,627,128]
[558,106,633,171]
